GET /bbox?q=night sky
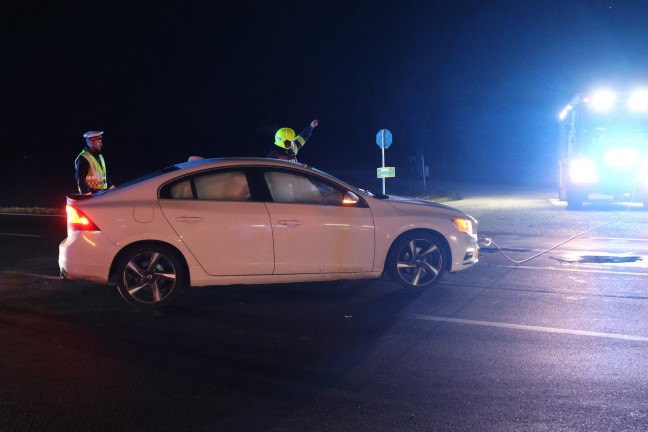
[3,0,648,206]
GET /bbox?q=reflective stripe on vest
[79,150,107,190]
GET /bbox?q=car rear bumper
[58,231,119,284]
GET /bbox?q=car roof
[173,157,310,170]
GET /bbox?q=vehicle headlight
[628,89,648,112]
[569,159,598,183]
[604,148,639,168]
[453,218,475,235]
[590,89,616,112]
[639,160,648,184]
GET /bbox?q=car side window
[264,171,345,205]
[194,171,250,201]
[168,179,194,199]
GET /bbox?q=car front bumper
[448,232,479,272]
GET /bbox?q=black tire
[567,198,583,210]
[115,244,185,308]
[558,185,567,201]
[639,191,648,210]
[386,232,447,289]
[566,186,586,210]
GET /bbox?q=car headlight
[589,89,616,112]
[452,218,475,235]
[569,159,598,183]
[604,148,639,169]
[639,160,648,184]
[628,89,648,112]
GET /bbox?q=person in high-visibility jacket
[267,119,319,161]
[75,130,114,194]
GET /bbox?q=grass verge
[0,206,64,215]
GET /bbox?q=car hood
[383,195,471,218]
[386,194,455,209]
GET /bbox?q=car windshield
[307,166,387,197]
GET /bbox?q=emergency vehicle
[558,88,648,209]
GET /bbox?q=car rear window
[118,166,182,189]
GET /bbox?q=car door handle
[176,216,204,224]
[278,219,302,227]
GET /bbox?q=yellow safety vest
[78,149,108,191]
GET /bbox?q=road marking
[1,270,62,280]
[0,233,43,238]
[589,237,648,242]
[0,213,64,217]
[411,314,648,342]
[488,263,648,276]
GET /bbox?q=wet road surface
[1,189,648,431]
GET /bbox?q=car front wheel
[566,185,586,210]
[115,245,185,308]
[386,232,446,289]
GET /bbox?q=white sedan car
[59,158,479,308]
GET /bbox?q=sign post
[376,129,394,194]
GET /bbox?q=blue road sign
[376,129,392,149]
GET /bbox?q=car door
[261,169,375,275]
[158,169,274,276]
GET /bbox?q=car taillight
[66,205,100,231]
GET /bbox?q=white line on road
[0,213,64,217]
[411,314,648,342]
[0,233,43,238]
[589,237,648,242]
[488,263,648,276]
[1,270,62,280]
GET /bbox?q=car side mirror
[342,191,360,205]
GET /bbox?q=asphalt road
[1,188,647,431]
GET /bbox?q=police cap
[83,131,104,139]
